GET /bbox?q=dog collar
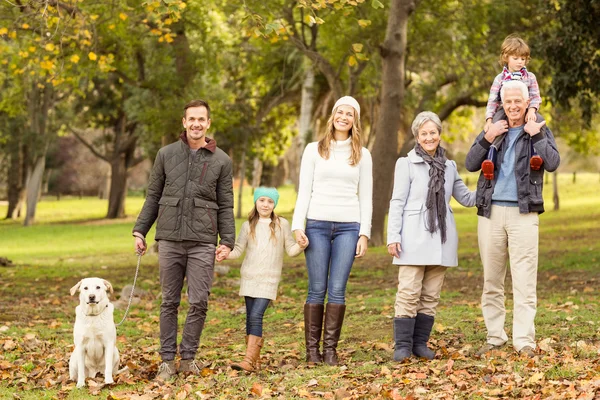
[86,304,108,316]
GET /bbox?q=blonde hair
[317,106,362,165]
[499,34,531,66]
[248,206,280,241]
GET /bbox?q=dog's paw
[104,378,115,385]
[76,381,86,388]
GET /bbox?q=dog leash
[116,253,142,327]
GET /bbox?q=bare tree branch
[437,94,486,121]
[68,126,109,162]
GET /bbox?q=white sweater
[292,138,373,238]
[227,217,303,300]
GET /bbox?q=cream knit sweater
[291,138,373,238]
[227,217,303,300]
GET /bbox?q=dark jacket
[133,133,235,248]
[465,113,560,218]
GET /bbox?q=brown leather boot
[322,303,346,366]
[231,334,263,372]
[304,303,324,364]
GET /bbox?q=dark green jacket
[133,133,235,248]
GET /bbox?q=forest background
[1,0,599,244]
[1,0,600,398]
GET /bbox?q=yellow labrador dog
[69,278,120,387]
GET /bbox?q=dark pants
[158,240,215,361]
[244,296,270,337]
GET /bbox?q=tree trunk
[106,155,128,218]
[291,66,316,192]
[99,169,111,199]
[5,140,26,219]
[552,171,559,211]
[23,82,53,226]
[251,157,263,188]
[24,155,45,226]
[369,0,418,246]
[236,132,249,219]
[103,113,142,219]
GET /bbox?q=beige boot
[179,359,202,375]
[231,334,263,372]
[155,360,176,381]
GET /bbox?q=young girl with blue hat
[226,187,307,372]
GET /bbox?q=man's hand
[526,108,537,122]
[215,244,231,262]
[387,242,401,258]
[484,120,508,143]
[355,236,368,258]
[524,119,546,137]
[134,237,147,256]
[294,230,309,248]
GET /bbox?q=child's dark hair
[499,34,531,66]
[248,207,280,241]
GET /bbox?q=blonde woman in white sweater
[227,187,306,372]
[292,96,373,366]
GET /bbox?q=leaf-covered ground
[2,177,600,399]
[1,247,600,399]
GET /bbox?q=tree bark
[24,155,45,226]
[5,138,26,219]
[291,65,315,191]
[23,82,53,226]
[236,131,249,219]
[369,0,418,246]
[106,154,128,218]
[251,157,263,189]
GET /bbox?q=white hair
[411,111,442,138]
[500,80,529,102]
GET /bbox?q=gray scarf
[415,144,448,243]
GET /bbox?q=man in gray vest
[133,99,235,379]
[465,80,560,358]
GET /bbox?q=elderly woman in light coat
[387,111,476,362]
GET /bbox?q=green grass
[0,175,599,399]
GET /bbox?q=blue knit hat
[254,187,279,208]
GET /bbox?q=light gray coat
[387,150,476,267]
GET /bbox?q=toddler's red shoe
[530,155,543,170]
[482,159,495,180]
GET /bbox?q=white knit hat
[332,96,360,119]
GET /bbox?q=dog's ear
[70,280,82,296]
[103,279,114,294]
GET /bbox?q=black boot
[393,317,415,362]
[322,303,346,366]
[413,313,435,359]
[304,303,324,364]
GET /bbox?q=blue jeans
[304,219,360,305]
[245,296,270,337]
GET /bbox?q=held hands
[387,242,401,258]
[215,244,231,262]
[526,108,537,122]
[294,230,309,248]
[524,119,546,137]
[484,120,508,143]
[355,235,368,258]
[134,237,147,256]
